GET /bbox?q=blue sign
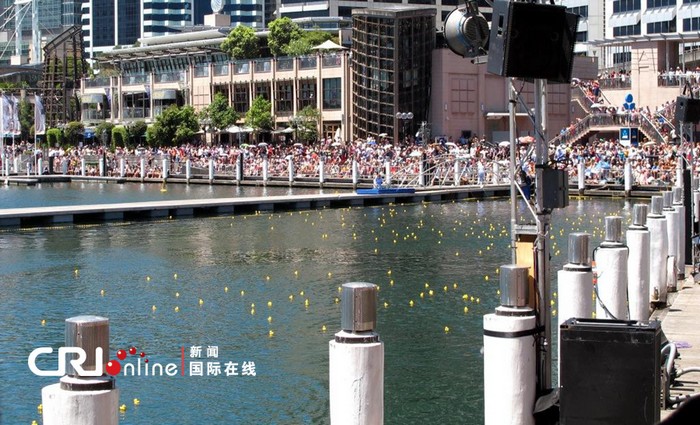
[620,127,630,141]
[630,127,639,146]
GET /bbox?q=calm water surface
[0,181,327,209]
[0,193,636,424]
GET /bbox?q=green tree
[147,105,199,146]
[267,17,303,57]
[112,126,128,150]
[293,106,320,143]
[221,25,260,60]
[64,121,84,146]
[19,98,32,142]
[303,29,335,48]
[245,96,273,142]
[284,38,312,57]
[95,122,115,147]
[127,120,148,147]
[46,128,63,147]
[199,93,239,144]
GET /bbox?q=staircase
[553,85,670,146]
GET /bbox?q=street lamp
[396,112,414,143]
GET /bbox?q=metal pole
[534,77,551,391]
[509,78,517,264]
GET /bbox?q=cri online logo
[28,346,155,377]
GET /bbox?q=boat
[356,187,416,195]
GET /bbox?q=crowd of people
[0,79,696,188]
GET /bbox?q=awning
[608,12,641,28]
[644,7,676,24]
[81,93,105,104]
[152,89,177,100]
[224,125,254,134]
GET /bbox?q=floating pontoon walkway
[0,185,510,228]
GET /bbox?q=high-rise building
[279,0,493,31]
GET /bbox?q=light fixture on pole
[396,112,413,142]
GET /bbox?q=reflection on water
[0,197,636,424]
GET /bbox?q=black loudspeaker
[560,319,661,425]
[675,96,700,124]
[487,0,579,83]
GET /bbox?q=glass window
[323,78,341,110]
[233,84,249,114]
[275,81,293,113]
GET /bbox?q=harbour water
[0,188,636,424]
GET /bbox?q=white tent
[311,40,348,51]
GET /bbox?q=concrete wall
[431,48,571,143]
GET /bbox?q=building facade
[351,6,435,142]
[88,27,349,142]
[278,0,493,32]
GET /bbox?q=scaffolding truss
[38,25,87,128]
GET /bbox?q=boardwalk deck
[0,185,510,228]
[655,272,700,421]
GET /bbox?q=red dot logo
[106,360,121,376]
[116,349,127,360]
[140,352,146,358]
[129,347,137,355]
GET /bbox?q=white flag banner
[34,94,45,135]
[0,95,9,136]
[11,95,20,135]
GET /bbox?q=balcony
[123,74,149,85]
[255,59,272,73]
[276,57,294,72]
[84,77,111,88]
[154,71,185,83]
[213,64,229,77]
[299,56,317,69]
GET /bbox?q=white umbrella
[258,142,268,147]
[590,103,605,109]
[498,141,511,147]
[293,142,303,147]
[331,142,342,147]
[410,150,423,157]
[226,125,254,134]
[378,133,388,138]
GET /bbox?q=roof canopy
[311,40,347,51]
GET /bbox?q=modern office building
[81,0,215,59]
[278,0,494,32]
[0,0,74,62]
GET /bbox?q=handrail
[638,112,666,145]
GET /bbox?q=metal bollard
[42,315,118,425]
[329,282,383,425]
